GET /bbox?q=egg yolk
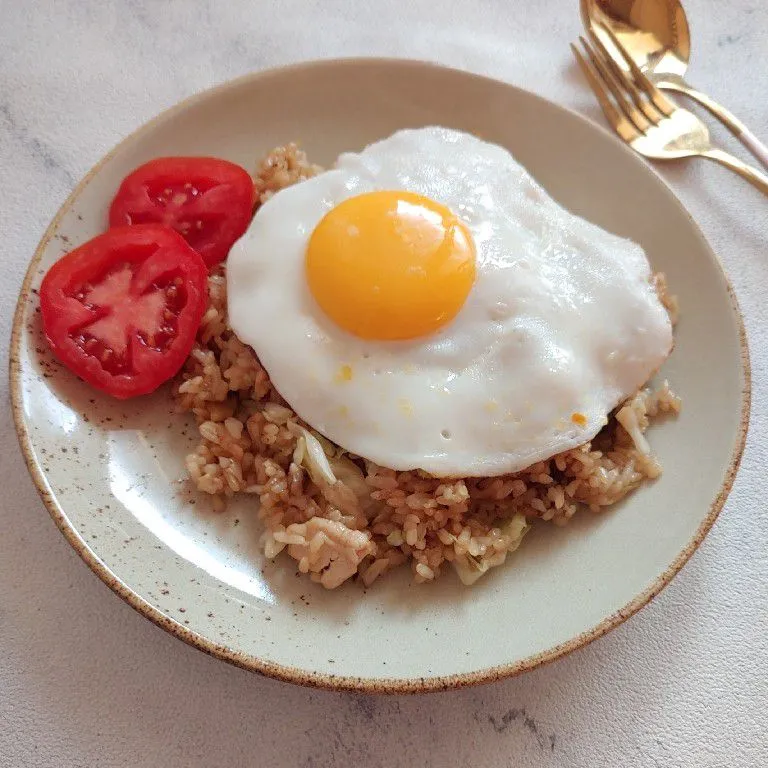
[306,191,476,340]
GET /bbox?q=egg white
[226,127,673,476]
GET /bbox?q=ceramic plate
[10,59,749,693]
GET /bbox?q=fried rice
[173,144,681,589]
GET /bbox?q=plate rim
[9,56,751,694]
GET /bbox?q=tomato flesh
[109,157,256,267]
[40,224,208,399]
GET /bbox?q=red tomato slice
[40,224,208,399]
[108,157,256,267]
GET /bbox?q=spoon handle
[662,82,768,170]
[701,149,768,197]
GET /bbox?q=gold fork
[572,24,768,197]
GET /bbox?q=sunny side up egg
[227,127,673,477]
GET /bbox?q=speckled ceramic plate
[10,59,749,693]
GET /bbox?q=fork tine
[578,36,651,134]
[586,25,663,126]
[585,26,654,118]
[598,21,676,116]
[570,43,642,144]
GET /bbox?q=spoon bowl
[580,0,691,83]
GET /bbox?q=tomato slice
[108,157,255,267]
[40,224,208,399]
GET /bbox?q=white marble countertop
[2,1,767,765]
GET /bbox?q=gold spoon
[580,0,768,169]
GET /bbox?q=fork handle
[661,81,768,170]
[701,149,768,197]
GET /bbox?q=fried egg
[227,127,673,476]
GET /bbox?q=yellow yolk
[305,191,476,340]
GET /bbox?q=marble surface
[1,1,766,765]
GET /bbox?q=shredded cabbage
[616,404,651,454]
[297,427,336,486]
[453,512,531,586]
[293,427,368,515]
[329,456,374,511]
